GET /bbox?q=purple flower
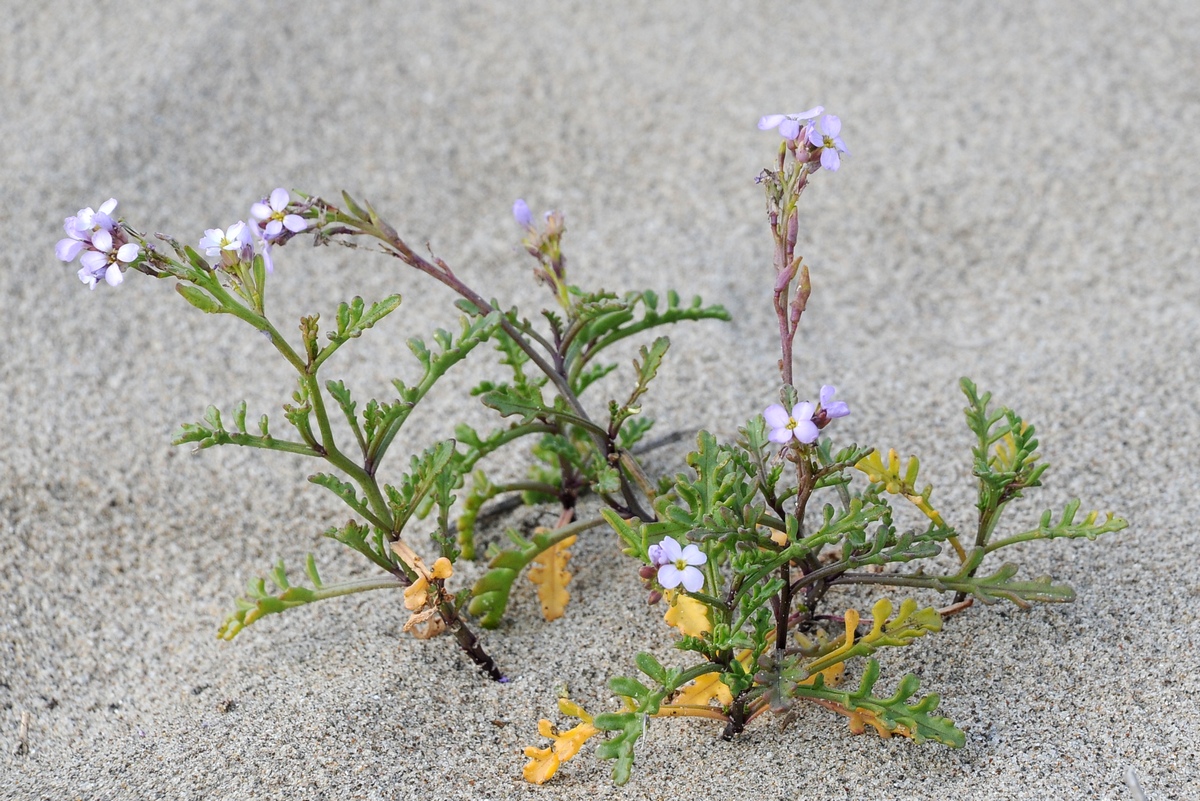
[654,536,707,593]
[199,221,252,259]
[764,402,819,445]
[77,228,139,290]
[806,115,849,171]
[250,188,308,239]
[819,385,850,419]
[758,107,824,140]
[512,198,533,228]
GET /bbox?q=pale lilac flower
[199,222,252,258]
[77,228,138,289]
[251,188,307,239]
[655,536,707,593]
[56,198,120,263]
[55,222,90,263]
[806,115,849,171]
[75,198,119,234]
[764,402,819,445]
[512,198,533,228]
[758,106,824,141]
[819,385,850,419]
[647,542,668,568]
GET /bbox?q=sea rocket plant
[54,107,1127,788]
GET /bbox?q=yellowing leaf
[527,534,576,621]
[855,449,946,527]
[808,696,913,740]
[672,670,734,708]
[992,425,1036,472]
[403,577,430,611]
[663,591,711,636]
[804,598,943,676]
[392,542,453,638]
[522,700,600,785]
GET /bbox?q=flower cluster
[513,198,568,305]
[758,107,849,171]
[55,189,311,289]
[207,188,309,274]
[764,385,850,445]
[55,199,140,289]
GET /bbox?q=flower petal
[768,428,793,444]
[791,401,814,422]
[659,536,683,562]
[657,564,683,589]
[98,198,118,216]
[821,115,841,137]
[794,105,824,120]
[264,219,283,238]
[269,187,290,212]
[792,419,819,443]
[104,263,124,286]
[821,148,841,171]
[763,404,790,428]
[779,119,801,140]
[757,114,785,131]
[250,202,272,221]
[116,243,140,263]
[56,239,84,262]
[80,250,107,272]
[91,228,113,253]
[513,198,533,226]
[680,566,705,593]
[820,385,836,406]
[826,402,850,418]
[283,213,308,233]
[680,544,707,566]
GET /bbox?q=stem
[367,221,655,521]
[437,599,504,681]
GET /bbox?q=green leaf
[176,283,224,314]
[309,472,389,531]
[481,386,608,437]
[793,659,965,747]
[468,526,579,628]
[218,556,404,640]
[608,337,670,437]
[985,498,1128,553]
[366,311,502,467]
[341,190,370,220]
[312,295,403,369]
[173,403,318,457]
[947,559,1077,608]
[383,440,457,535]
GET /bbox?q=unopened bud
[647,590,662,605]
[638,565,656,580]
